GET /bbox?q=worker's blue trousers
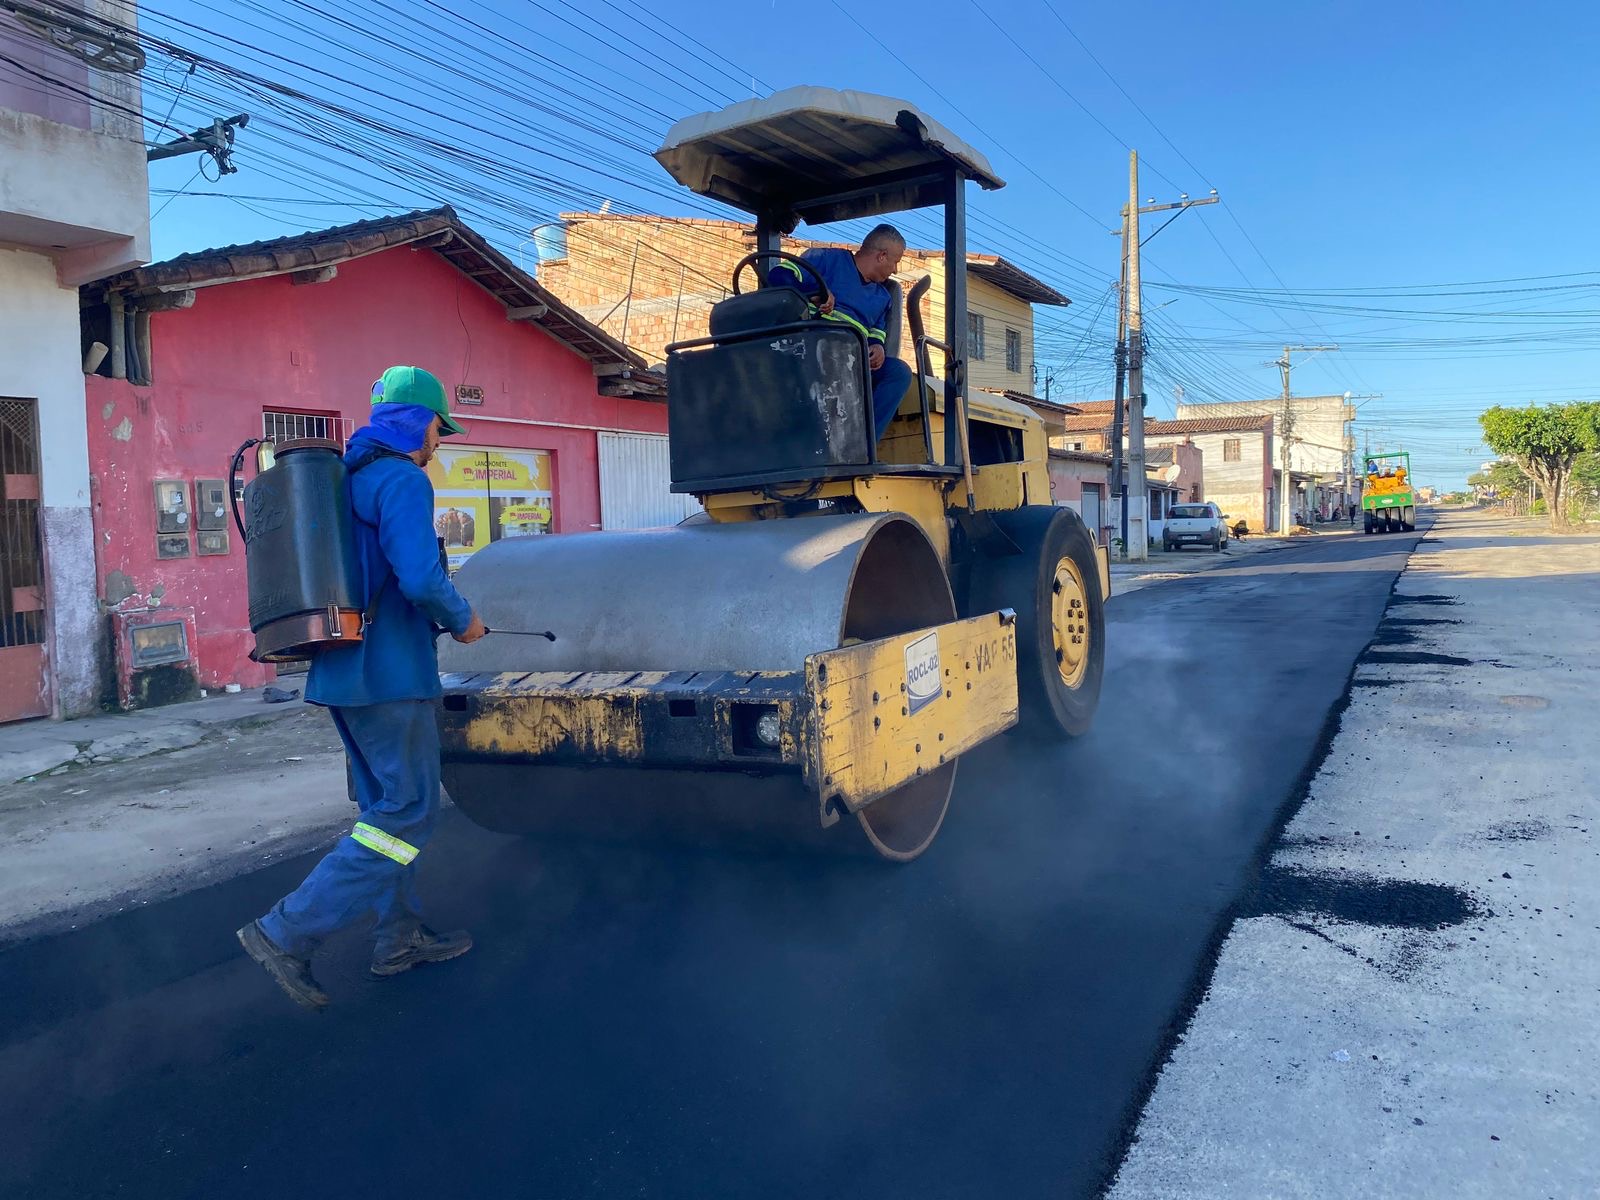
[259,700,440,958]
[871,356,914,442]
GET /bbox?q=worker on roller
[769,224,912,443]
[237,365,487,1011]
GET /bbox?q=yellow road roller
[436,87,1109,861]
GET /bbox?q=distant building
[1047,442,1200,549]
[1176,395,1356,521]
[1144,416,1277,532]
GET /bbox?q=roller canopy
[654,86,1004,227]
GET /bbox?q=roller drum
[438,513,961,861]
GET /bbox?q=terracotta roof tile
[1146,415,1273,435]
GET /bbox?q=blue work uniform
[770,247,913,441]
[258,435,473,959]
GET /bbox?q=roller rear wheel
[963,506,1105,741]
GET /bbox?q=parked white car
[1163,502,1229,552]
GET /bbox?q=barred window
[263,409,350,446]
[1223,438,1242,462]
[968,312,986,360]
[1005,329,1022,373]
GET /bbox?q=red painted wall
[86,246,666,691]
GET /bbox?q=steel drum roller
[437,513,959,859]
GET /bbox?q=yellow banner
[427,447,554,569]
[430,448,551,492]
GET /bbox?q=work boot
[370,925,474,978]
[236,920,329,1011]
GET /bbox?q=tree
[1570,451,1600,521]
[1479,403,1600,526]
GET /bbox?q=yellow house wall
[909,256,1036,392]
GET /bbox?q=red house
[80,208,677,703]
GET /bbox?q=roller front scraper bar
[436,610,1019,813]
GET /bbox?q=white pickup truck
[1162,502,1230,552]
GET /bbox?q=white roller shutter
[597,432,702,530]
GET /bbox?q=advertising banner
[427,446,553,570]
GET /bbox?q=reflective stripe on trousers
[351,821,419,865]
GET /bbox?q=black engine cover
[667,325,872,491]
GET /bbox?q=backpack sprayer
[230,436,554,662]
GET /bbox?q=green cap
[370,365,465,436]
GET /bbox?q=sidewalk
[1,684,313,785]
[0,695,347,942]
[1109,511,1600,1198]
[1110,526,1354,597]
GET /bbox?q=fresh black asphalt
[0,529,1417,1199]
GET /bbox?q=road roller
[436,87,1109,861]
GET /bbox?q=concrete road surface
[0,527,1418,1200]
[1110,511,1600,1199]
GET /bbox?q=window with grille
[1005,329,1022,373]
[1223,438,1242,462]
[968,312,986,360]
[262,409,350,445]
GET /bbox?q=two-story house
[532,213,1069,390]
[1,1,150,721]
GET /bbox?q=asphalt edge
[1091,515,1433,1197]
[0,820,350,951]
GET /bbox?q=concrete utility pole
[1125,153,1147,560]
[1110,154,1218,559]
[1109,217,1129,555]
[1272,344,1336,530]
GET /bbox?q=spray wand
[485,627,556,641]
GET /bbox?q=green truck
[1362,451,1415,533]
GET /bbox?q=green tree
[1479,403,1600,526]
[1570,451,1600,521]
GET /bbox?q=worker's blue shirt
[305,444,473,708]
[769,247,890,345]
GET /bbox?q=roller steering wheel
[731,250,833,312]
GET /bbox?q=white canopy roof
[655,86,1004,226]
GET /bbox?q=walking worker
[768,224,913,443]
[238,365,487,1010]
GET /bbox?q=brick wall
[537,214,1038,376]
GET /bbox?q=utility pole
[147,113,250,175]
[1125,153,1147,560]
[1110,154,1218,559]
[1272,344,1336,530]
[1108,196,1129,557]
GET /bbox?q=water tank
[242,439,365,662]
[533,223,568,264]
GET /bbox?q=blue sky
[133,0,1600,489]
